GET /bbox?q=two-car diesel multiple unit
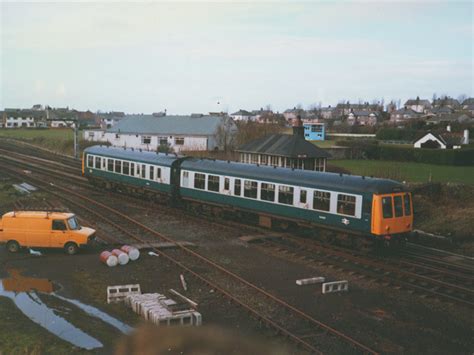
[83,146,413,246]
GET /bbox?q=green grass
[310,140,336,148]
[329,160,474,184]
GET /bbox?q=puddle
[0,269,130,350]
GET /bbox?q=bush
[378,146,474,166]
[376,127,420,141]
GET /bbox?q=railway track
[0,161,378,353]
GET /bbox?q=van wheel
[64,242,79,255]
[6,241,20,253]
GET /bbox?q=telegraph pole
[73,123,79,159]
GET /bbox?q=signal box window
[337,194,356,216]
[300,190,307,204]
[394,195,403,217]
[244,180,258,199]
[261,183,275,202]
[107,159,114,172]
[278,185,294,205]
[87,155,94,168]
[382,196,393,218]
[404,193,411,216]
[313,191,330,211]
[52,220,67,231]
[95,157,101,169]
[208,175,220,192]
[234,179,241,196]
[194,173,206,190]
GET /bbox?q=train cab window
[123,161,130,175]
[260,183,275,202]
[404,193,412,215]
[114,160,122,174]
[394,195,403,217]
[52,220,67,231]
[382,196,393,218]
[244,180,258,199]
[337,194,356,216]
[300,190,307,204]
[87,155,94,168]
[130,163,135,176]
[278,185,294,205]
[234,179,241,196]
[150,166,154,180]
[194,173,206,190]
[141,164,146,178]
[208,175,220,192]
[313,191,330,211]
[224,178,230,191]
[95,157,101,169]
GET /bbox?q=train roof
[84,145,180,167]
[181,159,407,194]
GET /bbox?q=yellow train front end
[372,192,413,245]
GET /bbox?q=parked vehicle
[0,211,96,255]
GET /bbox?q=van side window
[382,196,393,218]
[52,220,67,231]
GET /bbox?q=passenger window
[404,193,411,216]
[394,195,403,217]
[141,164,146,178]
[123,161,130,175]
[194,173,206,190]
[337,194,356,216]
[382,196,393,218]
[300,190,307,204]
[208,175,220,192]
[95,157,101,169]
[52,220,67,231]
[130,163,135,176]
[224,178,230,191]
[234,179,241,196]
[150,166,154,180]
[313,190,330,211]
[244,180,258,199]
[107,159,114,172]
[157,168,161,179]
[278,185,294,205]
[87,155,93,168]
[114,160,122,173]
[261,183,275,202]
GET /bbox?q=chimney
[463,129,469,145]
[292,115,305,138]
[446,125,451,132]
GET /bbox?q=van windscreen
[68,217,80,230]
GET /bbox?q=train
[82,145,413,248]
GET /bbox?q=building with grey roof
[83,114,237,153]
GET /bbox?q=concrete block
[296,277,325,286]
[322,281,348,294]
[107,284,141,304]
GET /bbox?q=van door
[50,219,68,248]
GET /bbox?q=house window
[88,132,94,138]
[337,194,356,216]
[313,191,330,211]
[208,175,220,192]
[394,195,403,217]
[244,180,258,199]
[224,178,230,191]
[260,183,275,202]
[142,136,151,144]
[87,155,94,168]
[159,137,168,145]
[115,133,120,139]
[175,137,185,145]
[114,160,122,174]
[382,196,393,218]
[300,190,307,204]
[194,173,206,190]
[234,179,241,196]
[278,185,294,205]
[107,159,114,172]
[95,157,101,169]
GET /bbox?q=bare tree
[457,94,468,104]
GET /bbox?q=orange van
[0,211,96,255]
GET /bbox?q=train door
[297,188,309,209]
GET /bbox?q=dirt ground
[0,176,473,354]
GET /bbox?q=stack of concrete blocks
[125,293,202,327]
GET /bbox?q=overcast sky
[1,1,472,114]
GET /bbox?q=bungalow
[414,130,469,149]
[83,114,238,153]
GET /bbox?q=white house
[404,98,432,114]
[230,109,255,122]
[83,114,238,153]
[414,130,469,149]
[3,109,47,128]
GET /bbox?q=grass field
[329,160,474,184]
